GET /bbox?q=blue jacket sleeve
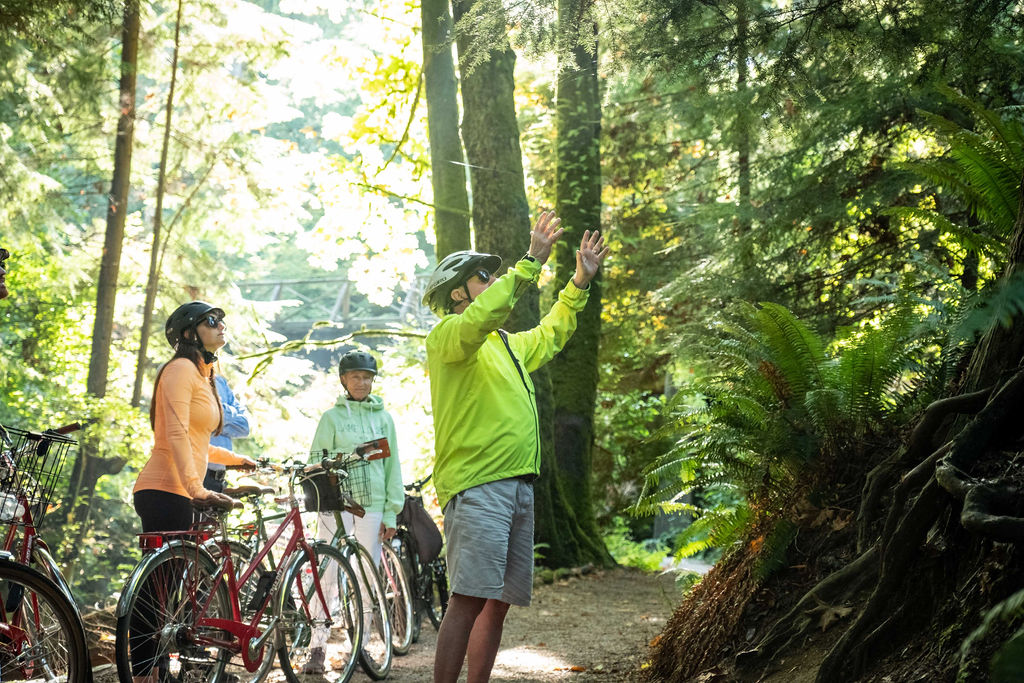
[215,375,251,439]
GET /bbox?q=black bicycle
[393,474,448,642]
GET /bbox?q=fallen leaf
[570,665,586,672]
[819,605,854,631]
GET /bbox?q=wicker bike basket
[0,426,76,526]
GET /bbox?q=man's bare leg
[434,593,486,683]
[466,598,511,683]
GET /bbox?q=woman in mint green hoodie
[305,350,403,673]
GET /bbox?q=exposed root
[744,544,878,659]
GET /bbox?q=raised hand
[573,229,610,288]
[527,211,564,265]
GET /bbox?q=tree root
[742,544,879,662]
[815,479,946,682]
[856,388,990,552]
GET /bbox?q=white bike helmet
[422,250,502,317]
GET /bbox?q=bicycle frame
[212,503,335,668]
[1,493,74,601]
[119,471,340,674]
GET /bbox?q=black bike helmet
[165,300,225,349]
[338,350,378,376]
[421,250,502,317]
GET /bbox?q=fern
[959,587,1024,683]
[950,273,1024,343]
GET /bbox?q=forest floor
[90,565,689,682]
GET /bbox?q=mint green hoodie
[426,257,590,510]
[309,393,404,529]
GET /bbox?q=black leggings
[130,490,194,676]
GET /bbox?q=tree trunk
[422,0,470,258]
[132,0,184,407]
[961,169,1024,391]
[86,0,139,400]
[734,0,755,291]
[547,0,613,567]
[454,0,597,566]
[64,0,140,564]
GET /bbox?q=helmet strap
[201,349,218,364]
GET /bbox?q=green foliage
[634,297,934,570]
[959,587,1024,683]
[602,516,666,572]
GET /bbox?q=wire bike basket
[301,456,372,513]
[0,427,76,526]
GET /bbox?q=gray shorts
[443,477,535,607]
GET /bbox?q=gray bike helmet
[422,250,502,317]
[339,350,378,376]
[165,300,225,349]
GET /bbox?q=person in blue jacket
[203,373,251,493]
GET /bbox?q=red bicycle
[113,456,364,682]
[0,422,91,682]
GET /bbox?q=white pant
[309,510,383,649]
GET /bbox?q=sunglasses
[469,269,491,284]
[203,315,226,328]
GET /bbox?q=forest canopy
[2,0,1024,680]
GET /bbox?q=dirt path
[378,567,678,683]
[93,567,679,682]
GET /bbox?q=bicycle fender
[116,540,215,618]
[32,545,77,605]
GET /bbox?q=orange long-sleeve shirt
[134,357,247,499]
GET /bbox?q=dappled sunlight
[492,645,577,677]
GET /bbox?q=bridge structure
[239,274,434,364]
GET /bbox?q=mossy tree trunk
[62,0,139,565]
[547,0,614,567]
[422,0,470,258]
[453,0,599,567]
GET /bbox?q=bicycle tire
[114,541,232,683]
[277,542,362,683]
[380,542,414,656]
[203,538,279,682]
[347,541,392,679]
[0,556,90,682]
[426,559,449,629]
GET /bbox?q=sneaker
[302,648,326,675]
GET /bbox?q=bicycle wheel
[426,558,449,629]
[277,542,361,683]
[348,542,392,680]
[114,541,231,683]
[203,539,279,682]
[0,557,89,682]
[380,542,413,656]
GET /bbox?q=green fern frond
[752,519,798,581]
[959,586,1024,681]
[950,273,1024,343]
[673,506,752,558]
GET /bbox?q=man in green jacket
[422,211,609,683]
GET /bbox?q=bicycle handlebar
[405,473,433,492]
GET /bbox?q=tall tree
[132,0,183,407]
[421,0,470,258]
[87,0,138,400]
[64,0,139,571]
[453,0,608,567]
[547,0,613,566]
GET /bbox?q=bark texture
[547,0,613,568]
[87,0,138,399]
[422,0,470,258]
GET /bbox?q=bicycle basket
[0,427,76,526]
[300,458,372,513]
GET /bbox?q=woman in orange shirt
[128,300,253,681]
